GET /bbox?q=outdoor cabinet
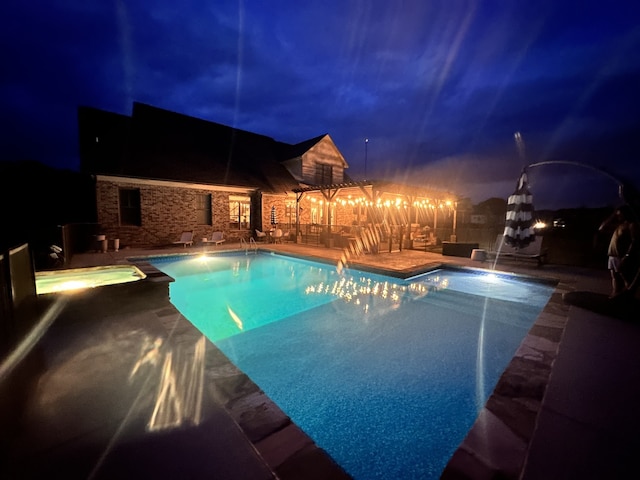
[441,242,479,258]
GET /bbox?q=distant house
[470,214,487,225]
[78,102,456,250]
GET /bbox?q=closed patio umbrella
[271,205,278,226]
[504,170,536,249]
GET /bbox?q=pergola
[291,180,459,249]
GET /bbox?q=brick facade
[260,194,295,232]
[96,177,257,247]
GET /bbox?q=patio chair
[255,229,267,242]
[173,230,194,248]
[272,228,283,244]
[203,231,226,246]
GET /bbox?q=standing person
[598,205,639,298]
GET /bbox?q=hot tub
[36,265,147,295]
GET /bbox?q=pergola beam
[290,179,458,247]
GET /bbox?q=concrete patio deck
[2,241,639,479]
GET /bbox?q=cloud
[1,0,639,206]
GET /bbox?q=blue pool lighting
[150,252,554,479]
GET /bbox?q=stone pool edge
[134,259,353,480]
[440,280,572,479]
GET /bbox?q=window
[119,188,141,226]
[196,193,212,225]
[229,196,251,230]
[285,202,297,228]
[315,164,332,185]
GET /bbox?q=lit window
[229,196,251,230]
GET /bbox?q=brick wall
[294,197,369,229]
[260,194,291,231]
[96,179,255,247]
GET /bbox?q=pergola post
[320,187,341,247]
[295,191,304,242]
[451,202,458,242]
[290,181,452,250]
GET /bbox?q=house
[78,102,457,250]
[79,102,351,247]
[470,214,487,225]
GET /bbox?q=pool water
[150,252,554,479]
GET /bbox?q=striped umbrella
[270,205,278,226]
[504,170,536,249]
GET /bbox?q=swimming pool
[149,252,554,479]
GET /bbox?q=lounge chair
[486,234,547,266]
[203,231,225,246]
[255,229,267,242]
[173,231,194,248]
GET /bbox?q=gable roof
[281,134,349,169]
[79,102,310,193]
[279,134,327,159]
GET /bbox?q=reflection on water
[227,306,244,330]
[303,273,445,314]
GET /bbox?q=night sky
[2,0,639,209]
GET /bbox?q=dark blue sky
[2,0,639,209]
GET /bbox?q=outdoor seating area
[293,223,408,255]
[253,228,291,244]
[270,228,283,243]
[412,232,438,250]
